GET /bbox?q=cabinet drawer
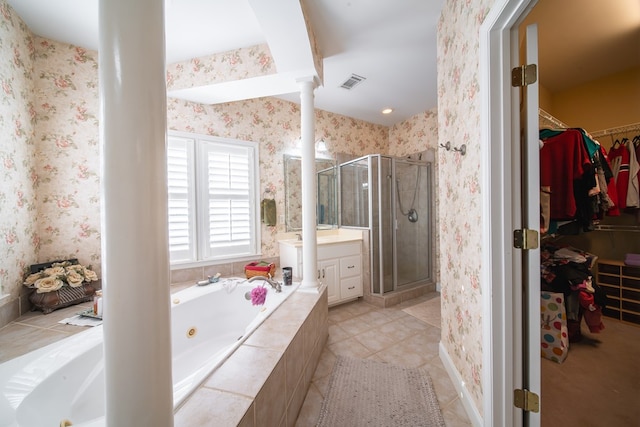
[622,311,640,325]
[603,307,620,319]
[606,296,621,310]
[598,263,621,275]
[599,283,619,298]
[341,276,362,299]
[622,277,640,290]
[340,255,362,278]
[622,288,640,302]
[598,274,620,286]
[622,300,640,313]
[622,265,640,278]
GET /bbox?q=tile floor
[294,293,472,426]
[0,292,472,426]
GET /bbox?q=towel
[261,198,277,226]
[59,314,102,327]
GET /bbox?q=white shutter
[199,141,256,258]
[167,136,196,262]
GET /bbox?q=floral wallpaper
[0,0,37,313]
[166,44,275,92]
[33,38,101,270]
[437,0,495,415]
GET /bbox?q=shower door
[339,155,433,295]
[394,159,432,288]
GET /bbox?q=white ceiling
[6,0,443,127]
[6,0,639,127]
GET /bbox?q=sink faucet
[247,275,282,292]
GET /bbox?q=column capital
[296,75,319,90]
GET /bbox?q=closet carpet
[541,318,640,426]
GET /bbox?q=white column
[299,77,319,290]
[99,0,174,426]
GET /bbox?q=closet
[537,110,640,427]
[539,115,640,332]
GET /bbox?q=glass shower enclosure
[339,154,432,294]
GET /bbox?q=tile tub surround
[0,284,327,426]
[174,286,328,427]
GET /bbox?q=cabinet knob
[348,286,355,290]
[347,265,355,269]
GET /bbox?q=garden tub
[0,277,299,426]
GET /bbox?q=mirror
[284,155,337,231]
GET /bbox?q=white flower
[43,266,65,277]
[83,268,98,282]
[65,271,85,287]
[34,276,65,293]
[24,272,43,286]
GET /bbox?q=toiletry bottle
[93,290,103,316]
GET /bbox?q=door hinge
[511,64,537,87]
[513,229,538,250]
[514,389,540,413]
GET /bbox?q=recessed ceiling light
[382,108,393,114]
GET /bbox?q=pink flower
[250,286,268,306]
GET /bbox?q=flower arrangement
[24,260,99,294]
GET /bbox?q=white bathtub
[0,277,299,427]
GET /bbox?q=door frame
[479,0,537,426]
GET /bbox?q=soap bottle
[93,290,103,317]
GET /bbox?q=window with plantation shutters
[167,132,259,265]
[167,136,196,263]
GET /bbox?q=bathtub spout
[247,275,282,292]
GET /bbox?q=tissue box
[540,291,569,363]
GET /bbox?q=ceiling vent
[340,74,366,90]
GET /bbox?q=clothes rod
[590,122,640,139]
[593,224,640,232]
[539,108,569,129]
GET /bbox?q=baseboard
[439,342,483,427]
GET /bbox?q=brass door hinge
[514,389,540,413]
[512,64,537,87]
[514,229,538,250]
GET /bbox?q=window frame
[167,130,261,268]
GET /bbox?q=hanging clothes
[540,129,593,220]
[626,138,640,208]
[599,146,620,216]
[609,141,630,210]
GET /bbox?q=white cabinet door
[319,259,339,305]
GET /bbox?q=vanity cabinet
[279,239,363,306]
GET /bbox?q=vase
[29,282,98,314]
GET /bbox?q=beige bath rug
[316,356,446,427]
[402,296,441,328]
